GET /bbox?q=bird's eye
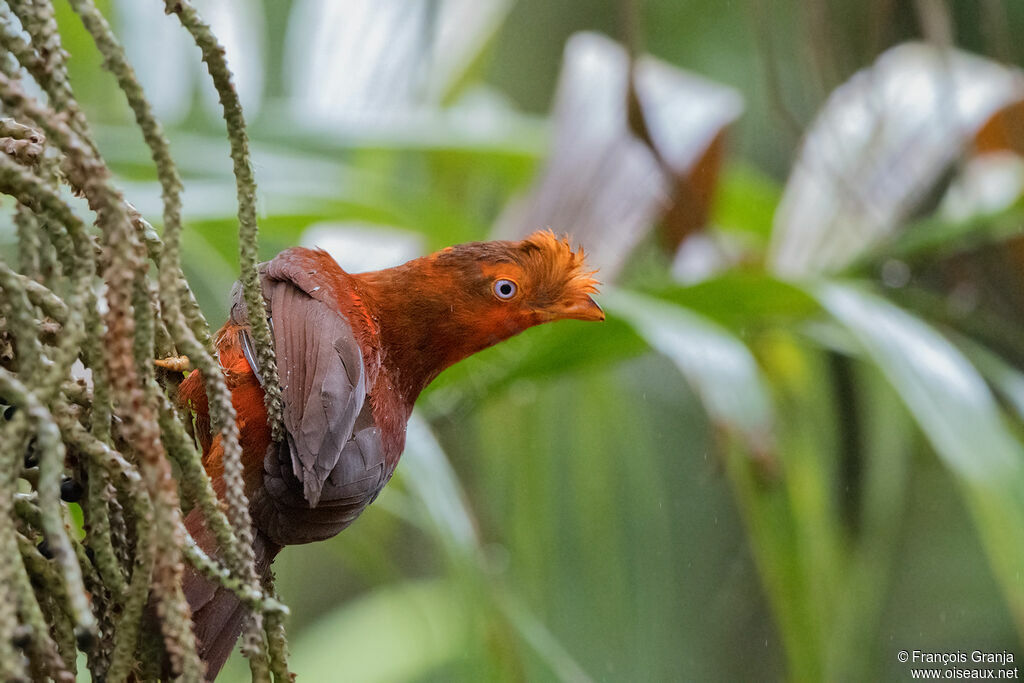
[493,279,518,300]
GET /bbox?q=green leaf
[602,288,773,439]
[956,336,1024,423]
[650,271,821,332]
[393,414,479,554]
[284,580,469,683]
[853,202,1024,272]
[383,415,598,682]
[712,162,782,243]
[421,314,648,416]
[816,282,1022,482]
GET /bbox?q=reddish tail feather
[183,507,281,680]
[177,328,279,678]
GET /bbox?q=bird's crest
[519,229,599,291]
[510,230,600,307]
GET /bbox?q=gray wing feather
[252,418,388,546]
[269,282,364,506]
[262,280,362,509]
[229,264,385,523]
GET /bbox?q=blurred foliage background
[5,0,1024,680]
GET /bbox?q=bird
[173,230,603,678]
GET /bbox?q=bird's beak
[545,296,605,322]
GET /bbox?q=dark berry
[60,478,83,503]
[11,627,30,649]
[74,627,95,651]
[23,439,37,468]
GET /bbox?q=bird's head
[431,229,603,333]
[359,230,602,399]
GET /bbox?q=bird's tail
[183,507,281,681]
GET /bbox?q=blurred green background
[13,0,1024,680]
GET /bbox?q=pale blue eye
[493,279,518,300]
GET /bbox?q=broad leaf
[771,43,1024,277]
[602,288,773,440]
[817,282,1021,482]
[421,315,648,417]
[651,272,821,332]
[284,580,468,683]
[494,31,744,279]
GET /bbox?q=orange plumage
[178,323,271,498]
[178,231,602,678]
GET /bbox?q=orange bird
[176,231,602,678]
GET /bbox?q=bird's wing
[230,263,386,525]
[252,409,389,546]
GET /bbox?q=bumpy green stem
[0,1,294,675]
